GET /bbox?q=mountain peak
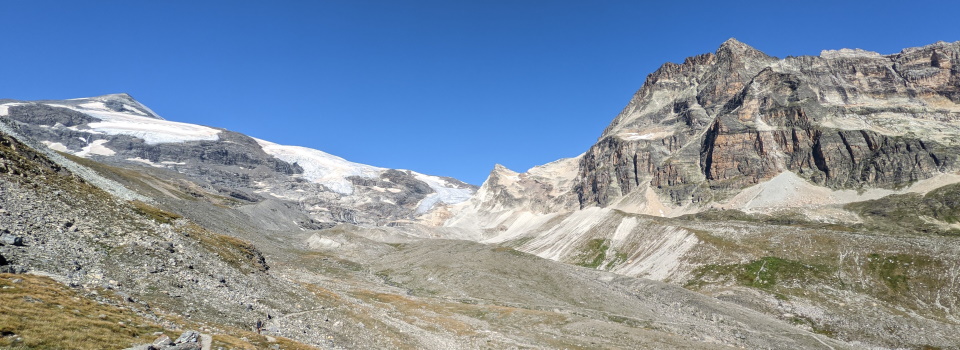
[720,37,744,47]
[492,164,518,175]
[88,93,165,120]
[97,92,134,100]
[715,38,770,61]
[91,92,141,106]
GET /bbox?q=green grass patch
[492,246,528,257]
[865,253,938,296]
[606,251,629,269]
[500,236,535,249]
[576,239,609,269]
[738,257,826,288]
[690,229,743,253]
[686,257,830,290]
[680,209,857,232]
[605,314,653,328]
[0,273,163,349]
[0,273,318,350]
[867,254,910,291]
[846,183,960,236]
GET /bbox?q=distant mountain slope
[0,94,475,226]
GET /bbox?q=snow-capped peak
[40,96,221,145]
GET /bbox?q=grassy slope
[677,206,960,348]
[0,273,162,349]
[0,273,315,350]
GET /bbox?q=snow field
[45,102,220,145]
[255,138,383,195]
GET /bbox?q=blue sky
[1,1,958,185]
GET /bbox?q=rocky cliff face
[575,39,960,210]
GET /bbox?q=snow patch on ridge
[255,138,473,207]
[43,102,220,144]
[126,157,164,167]
[0,103,26,117]
[255,138,383,195]
[622,132,657,140]
[80,101,147,116]
[617,130,674,141]
[413,173,474,213]
[40,141,69,152]
[75,139,116,157]
[81,94,167,120]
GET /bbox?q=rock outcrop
[124,330,207,350]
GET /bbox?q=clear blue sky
[1,1,958,184]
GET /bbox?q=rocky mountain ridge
[590,38,960,210]
[0,94,476,227]
[457,39,960,220]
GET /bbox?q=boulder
[173,330,200,344]
[0,233,23,246]
[168,343,201,350]
[152,334,173,347]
